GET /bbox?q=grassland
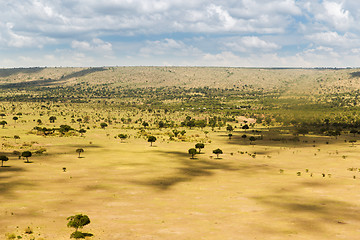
[1,67,360,239]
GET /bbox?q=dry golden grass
[1,120,360,239]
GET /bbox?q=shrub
[24,226,33,234]
[6,233,16,240]
[70,231,85,239]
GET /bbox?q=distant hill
[0,67,359,95]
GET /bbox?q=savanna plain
[1,67,360,239]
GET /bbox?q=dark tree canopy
[195,143,205,153]
[100,122,108,129]
[76,148,84,158]
[148,136,156,146]
[0,155,8,167]
[242,125,249,130]
[0,121,7,128]
[22,151,32,163]
[49,116,57,123]
[213,148,223,158]
[118,134,128,141]
[67,214,91,238]
[188,148,197,158]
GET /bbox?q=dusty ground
[1,124,360,240]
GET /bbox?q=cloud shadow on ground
[131,149,273,191]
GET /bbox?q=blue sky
[1,0,360,68]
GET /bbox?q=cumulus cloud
[71,38,112,52]
[306,31,360,47]
[225,36,280,52]
[315,1,354,31]
[139,38,202,57]
[1,0,360,67]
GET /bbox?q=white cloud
[225,36,280,52]
[71,38,112,53]
[304,0,355,32]
[139,38,202,57]
[322,1,353,31]
[206,4,236,30]
[306,31,360,47]
[1,0,360,67]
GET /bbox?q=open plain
[1,67,360,239]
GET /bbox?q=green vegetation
[213,148,223,158]
[148,136,156,146]
[67,214,92,239]
[195,143,205,153]
[188,148,197,159]
[21,151,32,163]
[0,155,8,167]
[76,148,84,158]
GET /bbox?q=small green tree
[78,129,86,136]
[349,139,357,146]
[226,124,233,132]
[13,116,18,123]
[67,214,91,239]
[118,134,128,142]
[350,129,358,137]
[76,148,84,158]
[188,148,197,159]
[0,121,7,128]
[213,148,223,158]
[228,133,233,140]
[49,116,56,123]
[0,155,8,167]
[148,136,156,146]
[100,122,108,129]
[172,129,180,137]
[14,135,20,142]
[242,124,249,131]
[22,151,32,163]
[195,143,205,153]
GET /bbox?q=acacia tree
[226,124,233,132]
[100,122,108,129]
[188,148,197,159]
[13,116,18,123]
[249,136,256,144]
[22,151,32,163]
[118,134,128,142]
[242,125,249,131]
[79,129,86,136]
[148,136,156,146]
[195,143,205,153]
[14,135,20,143]
[49,116,56,123]
[349,140,357,146]
[67,214,91,239]
[0,121,7,128]
[350,129,358,137]
[213,148,223,158]
[76,148,84,158]
[0,155,8,167]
